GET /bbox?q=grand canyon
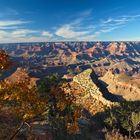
[1,0,140,139]
[1,41,140,139]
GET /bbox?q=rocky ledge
[71,69,113,115]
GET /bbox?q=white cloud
[0,26,21,29]
[120,15,140,18]
[12,29,37,37]
[0,29,37,42]
[100,26,124,33]
[56,25,88,39]
[42,31,53,37]
[55,23,100,41]
[0,30,9,39]
[102,18,113,24]
[99,14,140,34]
[0,20,29,27]
[101,14,140,27]
[0,19,37,42]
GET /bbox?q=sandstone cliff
[69,69,113,115]
[5,68,39,88]
[100,71,140,101]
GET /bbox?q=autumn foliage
[0,49,81,139]
[0,49,11,70]
[47,83,81,136]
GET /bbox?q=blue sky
[0,0,140,42]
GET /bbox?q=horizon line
[0,40,140,44]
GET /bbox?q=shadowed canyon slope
[1,41,140,78]
[100,71,140,101]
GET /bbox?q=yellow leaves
[67,122,80,134]
[23,112,34,119]
[23,114,30,119]
[0,82,6,90]
[57,100,66,111]
[0,84,2,90]
[0,78,46,121]
[3,94,9,100]
[3,93,20,101]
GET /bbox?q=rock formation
[5,68,39,88]
[69,69,113,115]
[100,71,140,101]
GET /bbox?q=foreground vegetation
[0,49,82,140]
[93,101,140,139]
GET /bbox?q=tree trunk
[10,121,25,140]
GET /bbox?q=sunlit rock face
[70,69,113,115]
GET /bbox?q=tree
[0,49,11,70]
[38,74,82,139]
[104,101,140,138]
[0,49,82,139]
[0,49,47,139]
[131,111,140,138]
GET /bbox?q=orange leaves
[66,107,81,134]
[57,99,66,111]
[67,122,80,134]
[47,83,82,135]
[0,78,46,121]
[23,112,34,119]
[73,108,81,121]
[3,94,9,100]
[0,49,12,70]
[0,49,47,122]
